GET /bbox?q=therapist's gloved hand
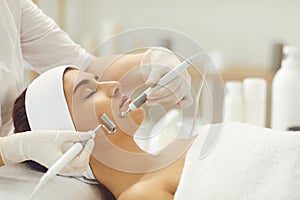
[140,47,193,108]
[0,130,94,173]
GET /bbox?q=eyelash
[85,89,96,99]
[81,87,97,99]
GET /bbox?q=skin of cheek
[64,70,99,131]
[73,101,99,131]
[94,95,146,152]
[64,69,146,153]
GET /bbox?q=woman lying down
[13,66,300,200]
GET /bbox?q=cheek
[93,95,146,136]
[129,108,146,126]
[94,96,113,121]
[72,99,99,131]
[71,91,108,131]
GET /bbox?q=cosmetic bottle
[271,46,300,130]
[223,81,244,122]
[243,78,267,127]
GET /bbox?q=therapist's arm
[21,0,93,73]
[0,131,93,170]
[85,53,145,93]
[0,137,6,166]
[0,156,4,167]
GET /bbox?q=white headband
[25,65,78,131]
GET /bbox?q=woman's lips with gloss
[120,95,132,109]
[121,100,132,112]
[120,95,127,108]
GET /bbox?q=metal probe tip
[93,124,102,133]
[121,109,130,118]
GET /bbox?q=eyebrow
[73,75,99,94]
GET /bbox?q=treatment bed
[2,122,300,199]
[0,163,104,200]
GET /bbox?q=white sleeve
[20,0,95,73]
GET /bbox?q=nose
[97,81,121,97]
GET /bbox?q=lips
[120,95,129,108]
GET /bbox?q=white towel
[174,122,300,200]
[0,164,103,200]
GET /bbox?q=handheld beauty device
[30,114,116,199]
[121,55,196,117]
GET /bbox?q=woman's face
[63,69,145,137]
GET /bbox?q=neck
[89,128,146,198]
[90,156,144,198]
[89,129,191,199]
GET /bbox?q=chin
[129,108,146,126]
[111,108,145,135]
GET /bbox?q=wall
[38,0,300,69]
[36,0,300,124]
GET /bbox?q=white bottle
[223,81,244,122]
[271,46,300,130]
[243,78,267,127]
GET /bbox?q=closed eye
[85,88,97,99]
[73,75,99,95]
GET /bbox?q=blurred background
[31,0,300,126]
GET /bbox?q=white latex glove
[140,47,193,108]
[0,130,94,173]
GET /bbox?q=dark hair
[13,89,31,134]
[12,89,116,200]
[13,89,48,172]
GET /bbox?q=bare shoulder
[118,179,173,200]
[118,156,185,200]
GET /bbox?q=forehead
[64,69,96,88]
[64,68,78,81]
[63,69,91,99]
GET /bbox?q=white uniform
[0,0,94,136]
